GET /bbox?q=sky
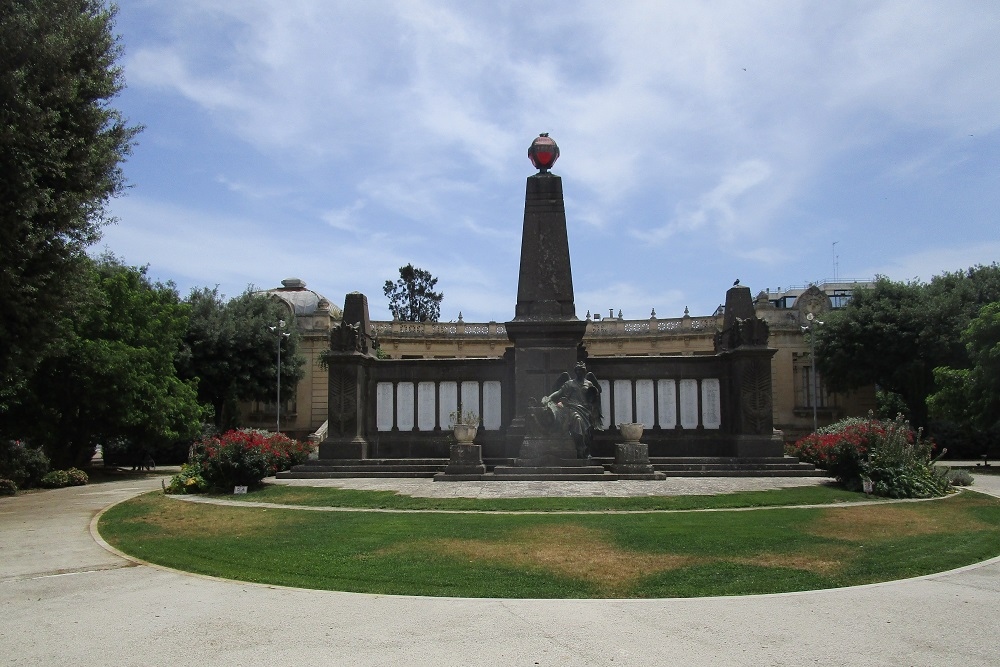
[97,0,1000,323]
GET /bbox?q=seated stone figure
[541,362,604,458]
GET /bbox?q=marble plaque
[482,381,502,431]
[396,382,415,431]
[701,378,721,429]
[417,382,436,431]
[679,379,699,429]
[461,381,480,422]
[376,382,395,432]
[657,379,676,429]
[598,380,611,427]
[635,379,655,429]
[614,379,633,425]
[439,381,458,427]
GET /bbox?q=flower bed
[166,429,311,493]
[788,413,949,498]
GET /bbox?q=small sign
[234,486,248,495]
[862,477,873,495]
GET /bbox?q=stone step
[493,465,608,476]
[653,469,828,478]
[292,464,444,472]
[275,470,439,479]
[298,458,447,467]
[480,472,617,481]
[654,463,817,471]
[647,457,808,465]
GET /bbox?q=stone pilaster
[320,292,377,459]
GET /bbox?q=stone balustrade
[371,314,722,341]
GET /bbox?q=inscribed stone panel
[635,379,655,428]
[376,382,395,432]
[396,382,415,431]
[482,381,502,431]
[657,379,676,429]
[461,381,480,422]
[614,379,633,425]
[701,378,722,429]
[417,382,436,431]
[439,381,458,427]
[679,379,699,429]
[598,380,611,427]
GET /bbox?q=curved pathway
[2,473,1000,667]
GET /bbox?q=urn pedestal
[611,423,664,479]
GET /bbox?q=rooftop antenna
[832,241,839,282]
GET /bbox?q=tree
[816,265,1000,429]
[5,256,202,468]
[929,301,1000,438]
[383,264,443,322]
[0,1,140,415]
[181,288,304,430]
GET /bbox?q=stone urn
[452,423,478,444]
[618,422,644,444]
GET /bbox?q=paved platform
[2,471,1000,666]
[274,474,833,498]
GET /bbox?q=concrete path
[3,473,1000,667]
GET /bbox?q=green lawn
[98,489,1000,599]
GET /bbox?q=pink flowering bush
[788,413,948,497]
[177,429,311,491]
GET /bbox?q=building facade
[252,278,874,445]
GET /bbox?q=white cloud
[863,242,1000,284]
[321,200,366,233]
[635,159,773,244]
[108,1,1000,326]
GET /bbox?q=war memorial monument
[281,135,818,481]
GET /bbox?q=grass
[98,489,1000,598]
[214,482,870,511]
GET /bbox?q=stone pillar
[715,285,783,457]
[320,292,377,459]
[505,170,587,456]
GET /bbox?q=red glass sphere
[528,133,559,172]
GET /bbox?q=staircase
[278,456,827,479]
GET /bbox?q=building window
[794,360,832,409]
[830,290,853,309]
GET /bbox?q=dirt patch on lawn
[129,495,289,538]
[395,524,698,595]
[391,524,857,595]
[729,547,854,576]
[809,501,992,542]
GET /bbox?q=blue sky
[98,1,1000,322]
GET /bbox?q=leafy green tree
[181,288,304,430]
[929,301,1000,436]
[816,265,1000,429]
[383,264,443,322]
[0,0,140,415]
[6,256,202,468]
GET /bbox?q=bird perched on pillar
[733,278,740,286]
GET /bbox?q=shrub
[39,469,70,488]
[0,478,17,496]
[946,469,975,487]
[185,429,311,491]
[164,463,209,494]
[0,441,50,489]
[789,413,949,498]
[65,468,89,486]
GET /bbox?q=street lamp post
[801,313,824,433]
[269,319,291,433]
